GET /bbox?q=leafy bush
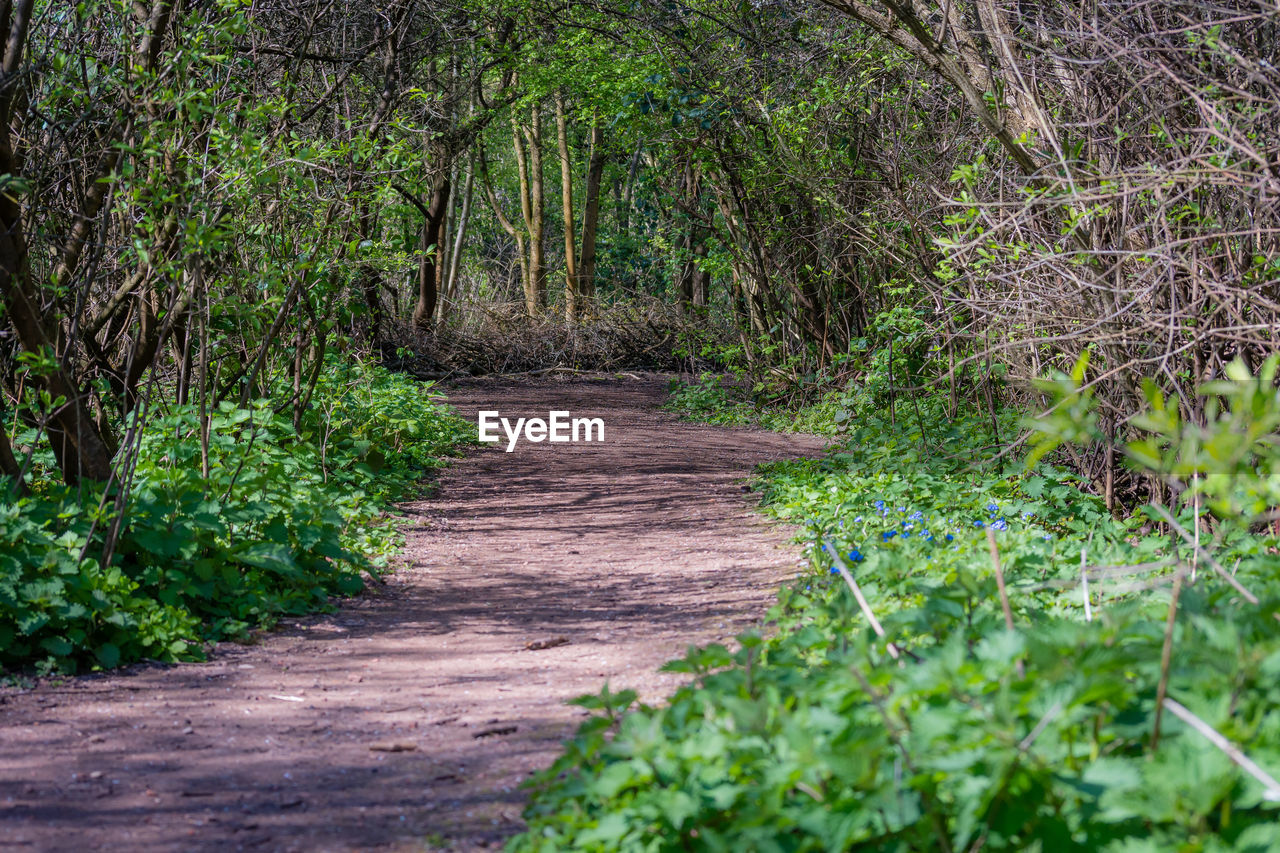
[664,375,758,427]
[0,358,469,674]
[1032,354,1280,524]
[666,356,997,439]
[0,491,200,670]
[512,402,1280,851]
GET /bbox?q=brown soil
[0,376,825,852]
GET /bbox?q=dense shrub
[0,358,469,674]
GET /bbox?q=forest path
[0,376,825,852]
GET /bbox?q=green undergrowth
[512,405,1280,851]
[664,374,844,434]
[0,357,471,674]
[664,368,936,436]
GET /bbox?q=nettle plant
[515,388,1280,851]
[1128,358,1280,525]
[1032,354,1280,530]
[0,360,468,674]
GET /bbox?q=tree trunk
[555,93,579,320]
[412,175,452,329]
[477,137,530,307]
[678,227,695,306]
[442,154,475,317]
[620,140,643,233]
[513,103,547,315]
[0,0,116,485]
[675,160,708,309]
[578,116,605,313]
[0,248,116,483]
[691,229,709,307]
[526,104,547,314]
[435,158,458,320]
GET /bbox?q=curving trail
[0,376,824,852]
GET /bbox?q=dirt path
[0,376,825,852]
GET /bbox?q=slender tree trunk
[478,137,531,307]
[435,158,458,319]
[691,228,709,307]
[442,153,475,316]
[675,161,708,309]
[678,227,695,306]
[412,175,452,329]
[513,103,546,315]
[433,53,461,322]
[621,140,643,233]
[578,116,605,313]
[172,276,195,407]
[676,228,710,308]
[555,93,579,320]
[526,104,547,314]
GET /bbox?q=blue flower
[897,506,907,513]
[908,510,924,521]
[854,516,863,523]
[987,503,999,514]
[882,530,897,541]
[874,500,886,510]
[991,518,1009,531]
[923,532,933,541]
[1022,511,1035,519]
[848,549,865,562]
[945,534,954,542]
[974,520,985,528]
[821,544,829,552]
[829,566,840,575]
[902,531,912,539]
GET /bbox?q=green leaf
[95,642,121,668]
[40,636,73,657]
